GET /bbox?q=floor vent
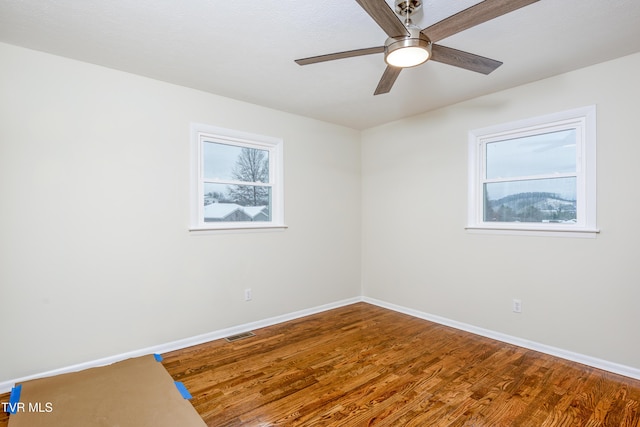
[224,331,256,343]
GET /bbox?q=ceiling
[1,0,640,130]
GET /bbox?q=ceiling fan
[295,0,539,95]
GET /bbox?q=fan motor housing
[395,0,422,16]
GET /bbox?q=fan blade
[374,66,402,95]
[423,0,539,43]
[355,0,410,38]
[431,44,502,75]
[295,46,384,66]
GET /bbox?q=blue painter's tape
[174,381,192,399]
[7,384,22,414]
[153,353,163,362]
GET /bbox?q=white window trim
[467,106,598,238]
[189,123,286,232]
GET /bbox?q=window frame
[190,123,285,232]
[467,106,598,237]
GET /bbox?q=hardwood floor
[2,302,639,426]
[161,303,640,426]
[0,404,6,427]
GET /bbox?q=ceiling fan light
[384,25,431,68]
[385,43,430,67]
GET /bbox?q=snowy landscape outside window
[467,106,597,237]
[190,124,284,231]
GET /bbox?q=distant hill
[486,192,576,223]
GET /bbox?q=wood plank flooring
[2,302,639,426]
[0,404,6,427]
[161,303,640,426]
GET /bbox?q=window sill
[465,225,600,238]
[189,224,288,235]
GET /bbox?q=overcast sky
[203,141,243,180]
[485,129,577,200]
[486,129,576,179]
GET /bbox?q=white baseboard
[0,297,362,393]
[363,296,640,381]
[2,295,638,394]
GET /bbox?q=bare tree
[227,148,269,206]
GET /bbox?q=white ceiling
[1,0,640,129]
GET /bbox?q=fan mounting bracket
[395,0,422,17]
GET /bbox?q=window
[190,123,285,231]
[467,106,597,237]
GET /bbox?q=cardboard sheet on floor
[8,355,206,427]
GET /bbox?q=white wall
[2,40,638,385]
[0,42,362,383]
[361,52,640,370]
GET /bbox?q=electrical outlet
[244,288,252,301]
[512,298,522,313]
